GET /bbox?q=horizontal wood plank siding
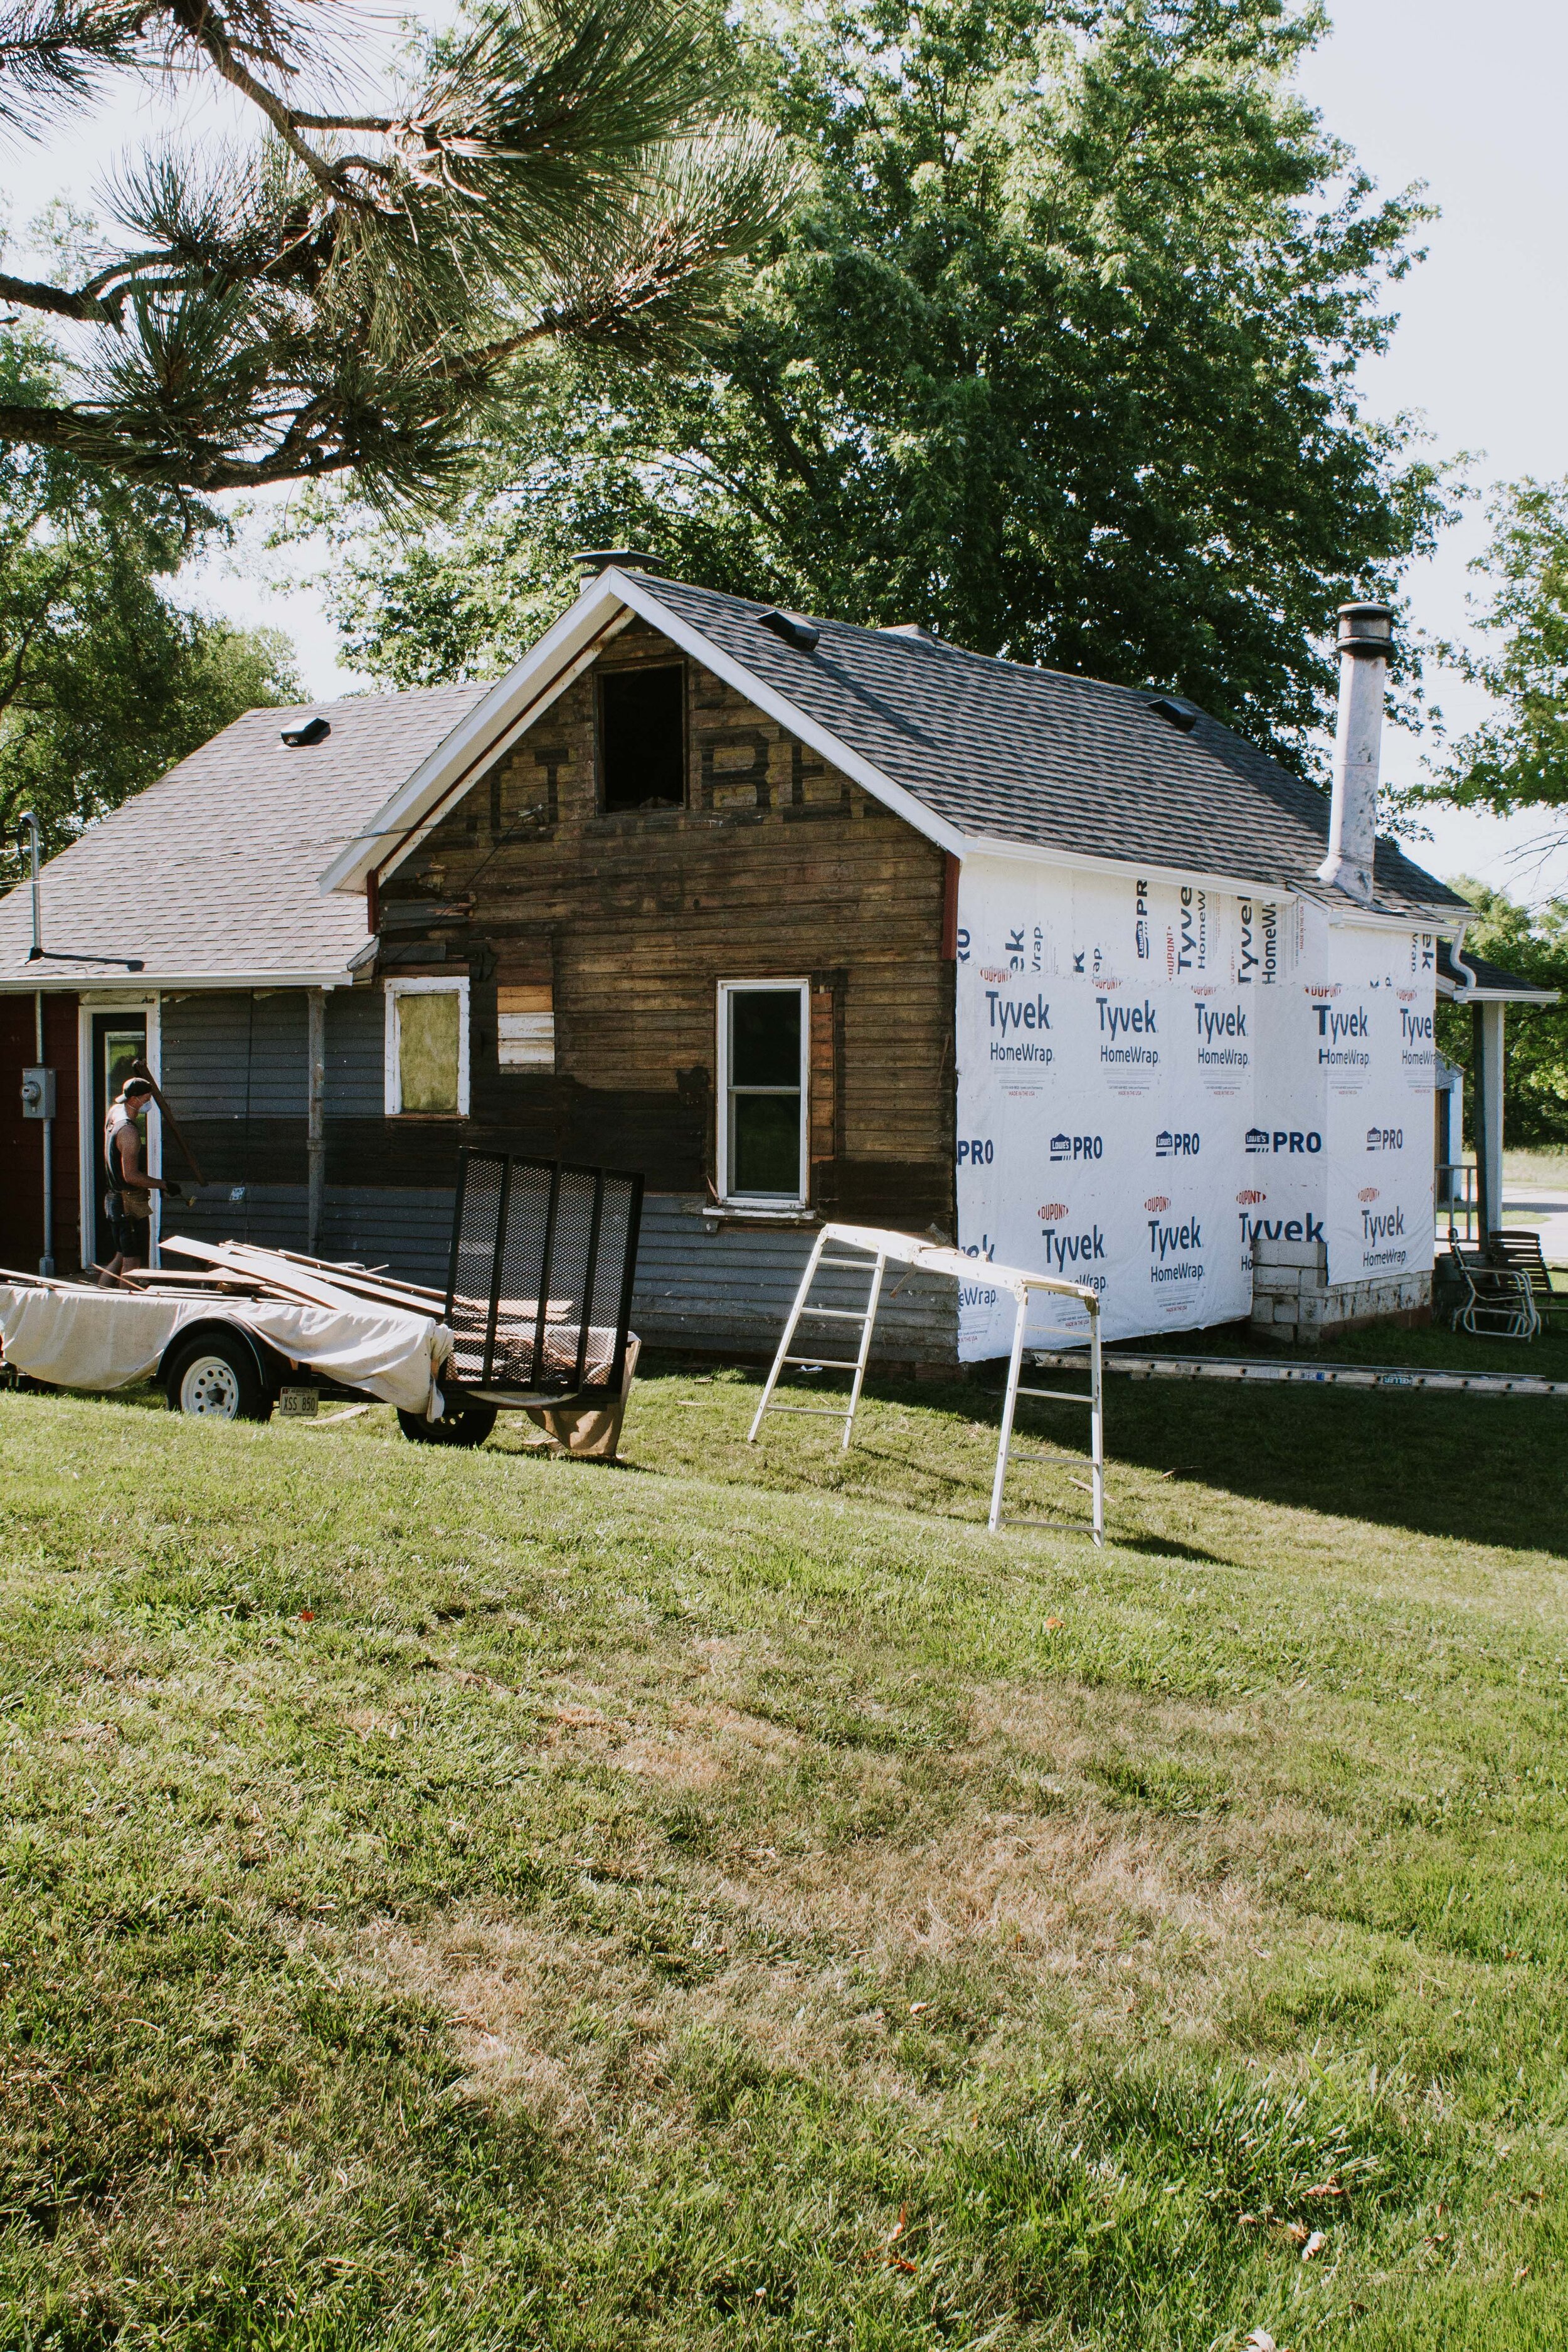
[378,615,956,1248]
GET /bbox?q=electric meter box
[20,1066,56,1120]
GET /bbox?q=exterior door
[92,1012,147,1264]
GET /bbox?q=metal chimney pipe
[1317,601,1393,903]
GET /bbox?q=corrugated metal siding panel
[326,987,384,1115]
[162,990,307,1116]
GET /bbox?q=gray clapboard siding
[162,990,308,1116]
[162,1184,310,1257]
[632,1197,956,1363]
[325,985,386,1115]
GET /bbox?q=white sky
[8,0,1567,901]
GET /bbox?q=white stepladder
[746,1222,1104,1541]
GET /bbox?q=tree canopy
[1415,477,1568,852]
[0,0,789,502]
[0,329,299,884]
[1436,878,1568,1148]
[318,0,1454,768]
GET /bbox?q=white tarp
[953,857,1438,1359]
[0,1285,452,1416]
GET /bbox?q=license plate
[278,1387,319,1418]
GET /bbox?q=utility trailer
[0,1153,644,1453]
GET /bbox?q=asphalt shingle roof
[0,684,485,989]
[638,575,1467,922]
[1438,938,1558,1001]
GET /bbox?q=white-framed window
[384,977,470,1116]
[716,979,809,1205]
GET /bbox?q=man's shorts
[104,1191,147,1256]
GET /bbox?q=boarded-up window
[384,980,469,1115]
[499,983,555,1069]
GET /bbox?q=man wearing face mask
[100,1075,181,1286]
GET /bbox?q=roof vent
[573,548,668,579]
[879,622,942,644]
[759,608,820,652]
[1148,696,1199,733]
[281,715,331,748]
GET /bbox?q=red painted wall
[1,994,80,1273]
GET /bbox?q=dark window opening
[598,664,686,812]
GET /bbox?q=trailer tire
[163,1330,273,1423]
[397,1402,497,1448]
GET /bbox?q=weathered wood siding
[376,617,956,1229]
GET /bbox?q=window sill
[704,1202,817,1230]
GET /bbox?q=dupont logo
[1359,1185,1380,1203]
[1145,1194,1170,1212]
[1049,1131,1103,1162]
[1038,1202,1069,1221]
[979,965,1010,983]
[1236,1189,1265,1205]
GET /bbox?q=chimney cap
[1337,600,1394,659]
[573,548,668,579]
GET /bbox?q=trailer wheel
[164,1332,273,1422]
[397,1401,497,1448]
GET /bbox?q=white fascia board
[1320,898,1466,937]
[317,578,633,896]
[615,572,972,861]
[956,834,1298,903]
[0,967,356,994]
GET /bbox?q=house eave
[0,966,358,993]
[317,581,638,896]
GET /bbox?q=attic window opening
[598,664,686,812]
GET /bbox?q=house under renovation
[1,558,1553,1360]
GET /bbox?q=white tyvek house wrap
[953,858,1437,1359]
[1318,916,1440,1290]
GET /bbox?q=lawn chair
[1439,1243,1540,1341]
[1484,1230,1568,1328]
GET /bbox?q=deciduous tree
[1436,877,1568,1148]
[318,0,1454,768]
[0,329,299,880]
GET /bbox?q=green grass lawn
[3,1347,1567,2350]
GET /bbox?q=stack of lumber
[1,1246,452,1323]
[159,1237,450,1322]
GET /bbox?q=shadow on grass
[975,1371,1562,1556]
[687,1345,1564,1557]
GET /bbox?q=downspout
[306,987,326,1254]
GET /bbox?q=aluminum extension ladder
[748,1222,1104,1540]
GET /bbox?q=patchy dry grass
[1,1352,1566,2348]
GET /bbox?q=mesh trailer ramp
[748,1222,1104,1540]
[438,1151,644,1438]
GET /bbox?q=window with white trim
[717,980,808,1204]
[384,977,470,1116]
